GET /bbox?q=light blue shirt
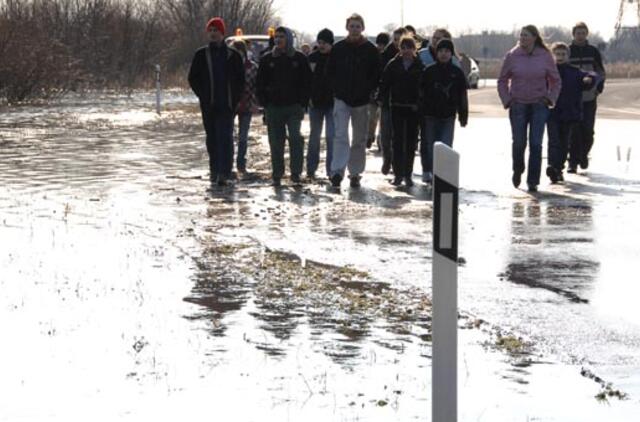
[418,48,461,69]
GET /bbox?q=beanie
[206,17,226,35]
[436,39,455,55]
[317,28,334,45]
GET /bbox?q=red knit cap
[206,17,225,34]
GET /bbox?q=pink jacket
[497,45,561,107]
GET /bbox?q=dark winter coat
[327,37,381,107]
[569,41,606,101]
[308,50,333,108]
[421,61,469,125]
[381,43,399,69]
[378,55,424,108]
[188,42,245,111]
[550,63,600,123]
[256,49,312,107]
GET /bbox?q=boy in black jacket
[378,36,424,186]
[257,26,312,187]
[306,28,335,179]
[546,42,599,183]
[326,13,381,188]
[188,17,245,186]
[420,39,468,184]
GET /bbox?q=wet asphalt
[1,87,639,421]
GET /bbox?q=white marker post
[155,64,162,115]
[432,142,459,422]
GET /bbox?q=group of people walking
[498,22,605,191]
[189,15,605,192]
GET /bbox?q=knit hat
[317,28,334,45]
[206,17,225,35]
[436,39,455,55]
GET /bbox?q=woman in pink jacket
[498,25,561,192]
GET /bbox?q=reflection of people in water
[504,200,597,303]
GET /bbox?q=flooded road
[1,88,639,421]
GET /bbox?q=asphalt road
[469,78,640,120]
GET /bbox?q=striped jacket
[569,41,606,102]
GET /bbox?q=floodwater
[1,89,640,421]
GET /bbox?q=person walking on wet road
[417,28,462,184]
[498,25,561,192]
[231,40,259,176]
[306,28,335,180]
[365,32,390,151]
[378,27,408,176]
[327,13,381,189]
[420,39,469,185]
[378,36,424,187]
[188,17,245,186]
[568,22,606,174]
[257,26,312,187]
[546,42,600,184]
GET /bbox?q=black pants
[547,118,576,171]
[569,100,597,167]
[200,104,234,177]
[390,107,420,178]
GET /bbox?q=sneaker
[330,173,342,188]
[404,176,414,187]
[557,171,564,182]
[350,176,361,188]
[390,176,403,186]
[512,172,522,188]
[422,171,433,184]
[271,178,281,187]
[546,166,559,184]
[567,165,577,174]
[291,174,301,184]
[381,159,391,175]
[580,156,589,170]
[527,184,538,192]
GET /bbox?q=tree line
[0,0,276,103]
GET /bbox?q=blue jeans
[509,102,550,186]
[420,116,455,173]
[235,112,252,170]
[200,105,234,177]
[307,105,335,177]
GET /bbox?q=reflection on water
[504,199,598,304]
[3,94,640,421]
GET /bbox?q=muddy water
[1,91,639,421]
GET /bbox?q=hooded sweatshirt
[256,28,312,107]
[421,60,469,125]
[497,45,561,107]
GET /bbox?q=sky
[272,0,631,40]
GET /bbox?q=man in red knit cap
[189,17,245,186]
